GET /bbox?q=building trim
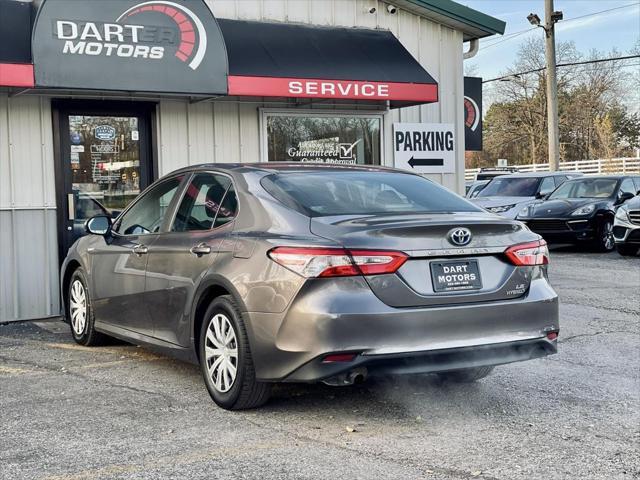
[402,0,506,40]
[0,63,34,88]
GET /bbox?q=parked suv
[61,164,559,410]
[518,176,640,251]
[614,193,640,256]
[472,172,582,219]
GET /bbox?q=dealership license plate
[430,260,482,292]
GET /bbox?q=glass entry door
[55,103,154,258]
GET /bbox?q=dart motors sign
[32,0,227,94]
[393,123,456,173]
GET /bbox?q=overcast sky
[461,0,640,80]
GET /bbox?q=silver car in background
[472,172,582,218]
[614,194,640,256]
[61,164,559,410]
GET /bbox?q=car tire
[594,219,615,252]
[616,244,639,256]
[68,268,107,346]
[437,366,494,383]
[199,295,271,410]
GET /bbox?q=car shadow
[260,374,491,417]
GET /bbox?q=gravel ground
[1,248,638,480]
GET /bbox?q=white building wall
[157,0,465,193]
[0,93,59,322]
[0,0,467,321]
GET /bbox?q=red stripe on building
[228,76,438,102]
[0,63,35,88]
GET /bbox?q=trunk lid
[310,212,538,307]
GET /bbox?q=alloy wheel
[204,313,238,393]
[69,279,87,335]
[602,222,614,250]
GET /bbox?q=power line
[559,2,639,24]
[482,55,640,83]
[477,3,640,52]
[482,63,640,90]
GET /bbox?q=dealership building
[0,0,504,322]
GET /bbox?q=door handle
[132,244,148,256]
[190,243,212,257]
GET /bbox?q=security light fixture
[551,11,563,23]
[386,4,398,14]
[527,13,541,26]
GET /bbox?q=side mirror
[536,191,550,200]
[85,215,112,236]
[616,192,635,205]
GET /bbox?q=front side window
[619,178,635,196]
[554,175,568,187]
[265,113,381,165]
[116,176,183,235]
[478,177,541,197]
[172,173,236,232]
[262,171,481,217]
[539,177,556,196]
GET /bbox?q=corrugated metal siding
[157,0,465,193]
[0,93,59,321]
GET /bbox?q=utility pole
[527,3,562,171]
[544,0,560,171]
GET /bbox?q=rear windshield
[548,178,618,199]
[261,171,481,217]
[477,177,540,197]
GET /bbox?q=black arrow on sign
[408,157,444,168]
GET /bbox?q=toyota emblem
[448,227,472,246]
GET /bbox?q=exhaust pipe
[323,367,368,386]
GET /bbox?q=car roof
[167,162,415,176]
[495,172,582,179]
[562,175,632,180]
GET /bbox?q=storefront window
[265,113,381,165]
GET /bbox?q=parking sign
[393,123,456,173]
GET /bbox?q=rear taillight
[268,247,408,278]
[504,239,549,266]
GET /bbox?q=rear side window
[172,173,234,231]
[261,171,481,217]
[214,184,238,228]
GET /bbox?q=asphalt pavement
[1,248,638,480]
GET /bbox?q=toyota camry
[61,164,559,410]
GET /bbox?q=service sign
[393,123,456,173]
[32,0,228,94]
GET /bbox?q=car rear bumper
[245,275,559,382]
[286,337,557,382]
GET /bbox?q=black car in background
[517,175,640,251]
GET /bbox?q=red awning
[219,19,438,108]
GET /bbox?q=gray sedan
[61,164,559,410]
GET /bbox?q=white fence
[465,157,640,181]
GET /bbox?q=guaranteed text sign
[393,123,456,173]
